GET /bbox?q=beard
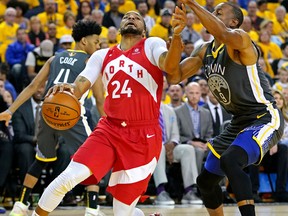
[120,26,142,36]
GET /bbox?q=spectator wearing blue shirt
[5,27,35,93]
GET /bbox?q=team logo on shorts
[208,74,231,105]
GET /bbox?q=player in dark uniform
[168,1,284,216]
[0,20,106,216]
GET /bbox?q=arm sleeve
[78,49,107,86]
[145,37,168,68]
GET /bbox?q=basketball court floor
[6,204,288,216]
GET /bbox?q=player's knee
[197,171,211,192]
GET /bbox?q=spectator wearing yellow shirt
[0,0,9,21]
[256,0,276,21]
[260,19,284,47]
[257,29,283,77]
[147,0,160,21]
[0,7,19,62]
[149,8,172,41]
[56,0,78,16]
[9,1,30,30]
[273,63,288,92]
[240,16,259,42]
[37,0,64,32]
[105,0,136,14]
[272,6,288,41]
[56,11,76,39]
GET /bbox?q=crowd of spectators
[0,0,288,212]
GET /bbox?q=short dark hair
[281,42,288,50]
[224,2,244,28]
[72,20,102,42]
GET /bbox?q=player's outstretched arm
[180,0,248,50]
[0,57,53,126]
[161,4,186,84]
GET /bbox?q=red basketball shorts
[72,117,162,205]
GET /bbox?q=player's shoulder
[145,37,166,44]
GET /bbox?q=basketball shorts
[205,108,284,176]
[36,115,91,161]
[72,117,162,205]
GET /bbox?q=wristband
[6,109,13,115]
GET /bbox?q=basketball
[42,91,81,130]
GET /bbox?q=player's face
[84,34,100,54]
[213,3,237,28]
[119,11,145,36]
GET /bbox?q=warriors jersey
[80,37,168,121]
[44,50,90,109]
[203,41,274,116]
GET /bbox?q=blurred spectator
[203,90,232,137]
[149,8,172,41]
[90,9,108,39]
[0,80,13,207]
[248,90,288,203]
[57,0,78,16]
[147,0,161,21]
[273,62,288,92]
[137,0,155,34]
[5,27,35,93]
[197,78,209,106]
[102,0,124,29]
[91,0,106,12]
[107,26,119,47]
[26,39,54,77]
[27,16,47,47]
[8,1,30,30]
[153,103,201,205]
[56,34,73,54]
[203,0,214,13]
[163,0,175,13]
[181,12,201,44]
[257,29,283,78]
[181,40,194,61]
[240,16,259,42]
[12,80,45,183]
[175,82,213,173]
[272,42,288,77]
[46,22,60,53]
[76,0,92,21]
[3,89,13,106]
[282,86,288,102]
[37,0,64,32]
[56,11,76,39]
[168,84,185,108]
[0,7,19,62]
[256,0,275,21]
[272,6,288,42]
[105,0,136,14]
[194,27,213,48]
[260,19,283,47]
[0,63,17,100]
[247,1,264,31]
[99,38,109,49]
[258,56,274,87]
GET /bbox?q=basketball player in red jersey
[32,5,187,216]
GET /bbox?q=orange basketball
[41,91,81,130]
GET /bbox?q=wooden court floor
[6,204,288,216]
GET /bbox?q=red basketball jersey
[101,39,164,121]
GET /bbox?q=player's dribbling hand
[172,4,187,36]
[45,83,75,97]
[0,111,12,127]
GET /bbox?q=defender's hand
[45,83,75,97]
[172,4,187,36]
